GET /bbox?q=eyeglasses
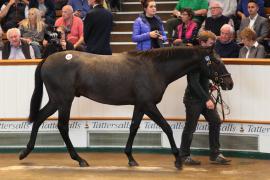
[210,7,221,10]
[181,13,189,16]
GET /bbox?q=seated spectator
[207,0,237,18]
[43,26,74,58]
[1,28,35,59]
[19,8,46,58]
[29,0,56,25]
[172,8,198,46]
[0,0,29,32]
[55,5,84,50]
[68,0,90,20]
[166,0,208,39]
[237,0,264,19]
[0,27,3,50]
[214,24,240,58]
[239,27,265,58]
[238,0,269,44]
[200,1,234,36]
[132,0,166,51]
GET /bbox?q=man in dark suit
[238,0,269,44]
[84,0,113,55]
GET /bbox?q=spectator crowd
[0,0,270,59]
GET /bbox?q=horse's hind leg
[19,101,57,160]
[125,105,144,166]
[57,102,89,167]
[144,103,182,169]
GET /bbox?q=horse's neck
[155,53,200,85]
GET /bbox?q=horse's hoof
[128,160,139,167]
[19,149,31,160]
[79,160,89,167]
[175,160,183,170]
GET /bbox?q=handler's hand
[206,99,215,109]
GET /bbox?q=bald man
[55,5,84,50]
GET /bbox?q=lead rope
[210,84,230,123]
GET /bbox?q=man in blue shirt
[68,0,91,20]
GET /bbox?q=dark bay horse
[19,46,233,169]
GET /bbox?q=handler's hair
[140,0,155,9]
[198,30,216,43]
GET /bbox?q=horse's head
[201,50,234,90]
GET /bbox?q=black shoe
[182,156,201,165]
[210,154,231,164]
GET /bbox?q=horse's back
[41,51,158,105]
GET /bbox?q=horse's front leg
[58,104,89,167]
[145,103,182,170]
[19,101,57,160]
[125,105,144,166]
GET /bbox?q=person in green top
[166,0,208,41]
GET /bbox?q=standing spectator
[166,0,208,39]
[132,0,166,51]
[237,0,264,19]
[84,0,113,54]
[0,0,29,32]
[239,27,265,58]
[55,5,84,50]
[214,24,240,58]
[200,1,234,36]
[29,0,56,25]
[207,0,237,18]
[172,8,198,46]
[68,0,91,20]
[179,30,231,165]
[1,28,35,59]
[238,0,269,44]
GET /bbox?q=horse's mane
[126,46,206,61]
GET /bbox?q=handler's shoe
[182,156,201,165]
[210,154,231,164]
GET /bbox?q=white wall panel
[0,64,269,121]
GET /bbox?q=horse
[19,46,233,169]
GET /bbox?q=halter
[213,72,232,87]
[210,75,231,123]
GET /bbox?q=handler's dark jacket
[183,69,211,103]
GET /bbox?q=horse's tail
[28,59,46,123]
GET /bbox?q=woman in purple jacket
[132,0,167,51]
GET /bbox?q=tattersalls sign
[0,120,269,135]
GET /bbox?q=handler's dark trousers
[180,100,221,159]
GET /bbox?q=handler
[180,30,231,165]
